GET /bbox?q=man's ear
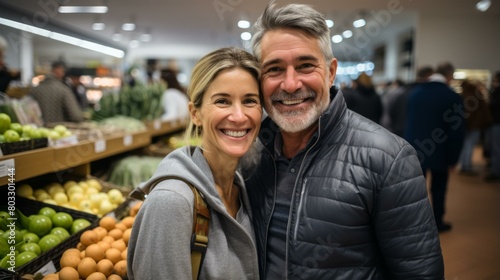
[328,58,338,86]
[189,102,202,126]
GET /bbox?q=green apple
[9,123,23,135]
[3,129,20,143]
[0,113,11,134]
[53,125,68,136]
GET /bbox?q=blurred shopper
[380,79,405,130]
[127,47,261,279]
[404,61,466,232]
[243,1,444,279]
[65,68,89,110]
[389,66,434,137]
[29,61,84,124]
[458,79,492,175]
[343,72,383,123]
[486,71,500,181]
[0,35,20,94]
[159,68,190,122]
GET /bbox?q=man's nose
[280,66,302,93]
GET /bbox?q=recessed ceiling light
[238,20,250,29]
[240,32,252,41]
[342,30,353,38]
[476,0,491,11]
[332,35,343,43]
[58,6,108,14]
[122,23,136,31]
[325,20,334,28]
[353,19,366,28]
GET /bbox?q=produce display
[107,156,163,191]
[42,201,143,280]
[0,206,92,271]
[16,179,126,217]
[91,83,164,122]
[0,113,72,145]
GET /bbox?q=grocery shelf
[0,119,185,187]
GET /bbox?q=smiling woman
[127,47,262,280]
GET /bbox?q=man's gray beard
[266,101,326,133]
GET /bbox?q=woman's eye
[243,98,259,105]
[214,99,229,105]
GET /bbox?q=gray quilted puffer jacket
[244,87,444,279]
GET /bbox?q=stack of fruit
[42,202,142,280]
[16,179,126,217]
[0,113,72,143]
[0,206,92,271]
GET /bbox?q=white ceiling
[1,0,499,64]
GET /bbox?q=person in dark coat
[404,62,466,232]
[343,72,383,124]
[486,71,500,181]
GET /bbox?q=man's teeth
[223,130,247,137]
[281,99,304,105]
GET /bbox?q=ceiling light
[238,20,250,28]
[122,23,136,31]
[241,32,252,41]
[0,17,124,58]
[332,35,343,43]
[476,0,491,11]
[353,19,366,28]
[325,20,334,28]
[92,22,105,30]
[58,6,108,13]
[342,30,353,38]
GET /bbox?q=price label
[154,120,161,130]
[35,260,57,275]
[0,159,15,178]
[95,139,106,153]
[123,135,133,146]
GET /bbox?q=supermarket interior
[0,0,499,279]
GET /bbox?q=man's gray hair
[251,0,334,62]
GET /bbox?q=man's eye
[298,63,315,70]
[265,66,282,74]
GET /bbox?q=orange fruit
[81,230,99,246]
[59,252,81,269]
[105,248,122,264]
[97,241,111,252]
[107,274,123,280]
[111,239,126,252]
[42,274,58,280]
[86,271,107,280]
[113,260,127,278]
[77,257,97,279]
[102,236,115,244]
[114,223,127,232]
[120,249,127,261]
[99,216,116,231]
[108,229,123,240]
[122,228,131,245]
[97,258,114,277]
[121,216,135,228]
[59,266,79,280]
[85,244,105,262]
[93,226,108,240]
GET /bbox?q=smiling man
[242,1,445,279]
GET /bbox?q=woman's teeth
[223,130,248,137]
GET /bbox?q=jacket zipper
[284,120,322,279]
[262,149,277,278]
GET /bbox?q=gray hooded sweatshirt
[127,146,260,279]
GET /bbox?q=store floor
[438,146,500,279]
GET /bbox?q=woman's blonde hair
[184,47,261,145]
